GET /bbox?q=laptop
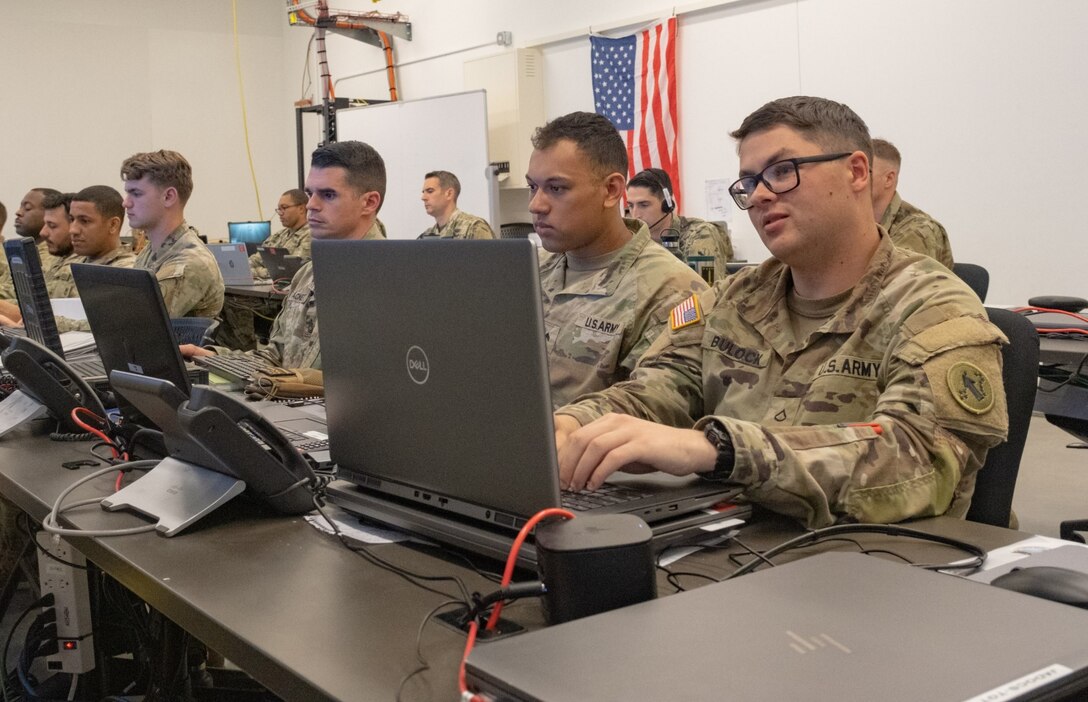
[467,552,1088,701]
[3,237,107,382]
[313,239,744,564]
[227,221,272,256]
[70,264,330,463]
[208,243,257,286]
[257,246,304,283]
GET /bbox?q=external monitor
[227,221,272,255]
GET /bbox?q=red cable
[1013,306,1088,326]
[486,507,574,630]
[70,407,129,490]
[458,620,480,700]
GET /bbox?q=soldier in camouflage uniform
[872,138,954,269]
[184,141,388,371]
[527,112,708,408]
[49,186,137,332]
[251,189,312,280]
[418,170,494,239]
[121,150,224,318]
[0,188,61,301]
[39,192,80,298]
[555,97,1008,528]
[214,188,313,351]
[626,168,734,280]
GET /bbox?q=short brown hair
[531,111,628,178]
[120,150,194,205]
[871,138,901,167]
[282,188,307,206]
[425,170,461,199]
[41,191,75,214]
[731,96,872,163]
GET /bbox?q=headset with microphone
[630,168,677,231]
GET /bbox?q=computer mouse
[991,566,1088,609]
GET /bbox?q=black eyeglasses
[728,152,852,210]
[275,204,305,214]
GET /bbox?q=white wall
[5,1,1085,304]
[304,0,1088,304]
[0,1,296,241]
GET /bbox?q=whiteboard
[335,90,493,240]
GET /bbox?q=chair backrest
[170,317,215,346]
[965,307,1039,527]
[952,262,989,303]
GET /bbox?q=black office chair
[952,262,990,303]
[170,317,216,346]
[964,307,1039,527]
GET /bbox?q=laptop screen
[313,239,562,522]
[4,237,64,356]
[71,264,193,412]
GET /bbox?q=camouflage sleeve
[466,218,495,240]
[892,216,954,270]
[155,261,220,318]
[55,316,91,333]
[294,235,312,261]
[249,251,269,279]
[700,314,1007,528]
[618,277,707,378]
[0,262,13,301]
[558,288,715,428]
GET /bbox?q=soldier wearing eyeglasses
[553,96,1008,528]
[214,189,314,350]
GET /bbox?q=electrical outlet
[36,533,95,673]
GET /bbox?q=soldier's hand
[179,343,214,359]
[557,413,717,491]
[553,414,582,457]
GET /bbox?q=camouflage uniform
[45,252,83,299]
[881,192,954,269]
[134,223,224,318]
[250,223,312,280]
[0,239,56,300]
[214,224,313,351]
[419,209,494,239]
[54,246,137,332]
[559,232,1008,528]
[542,219,708,408]
[210,220,386,367]
[671,215,734,282]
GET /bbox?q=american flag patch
[669,295,702,331]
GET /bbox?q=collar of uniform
[735,228,896,342]
[149,222,194,263]
[879,192,902,231]
[87,245,130,266]
[541,218,648,298]
[436,209,463,233]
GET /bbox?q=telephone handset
[175,384,316,515]
[0,334,109,432]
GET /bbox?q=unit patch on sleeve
[947,361,995,415]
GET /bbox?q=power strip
[36,533,95,673]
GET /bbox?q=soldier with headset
[626,168,733,281]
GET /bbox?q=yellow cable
[231,0,264,220]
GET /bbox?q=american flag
[591,17,680,207]
[669,295,702,331]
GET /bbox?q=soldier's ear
[602,171,627,209]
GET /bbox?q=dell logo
[406,345,430,385]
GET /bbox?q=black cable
[413,541,503,585]
[1036,351,1088,393]
[394,599,463,702]
[312,499,473,604]
[1,594,52,700]
[723,523,987,580]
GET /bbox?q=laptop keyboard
[561,483,652,511]
[196,355,285,385]
[67,356,106,378]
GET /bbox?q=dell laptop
[313,239,744,564]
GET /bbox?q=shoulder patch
[669,295,703,331]
[947,361,995,415]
